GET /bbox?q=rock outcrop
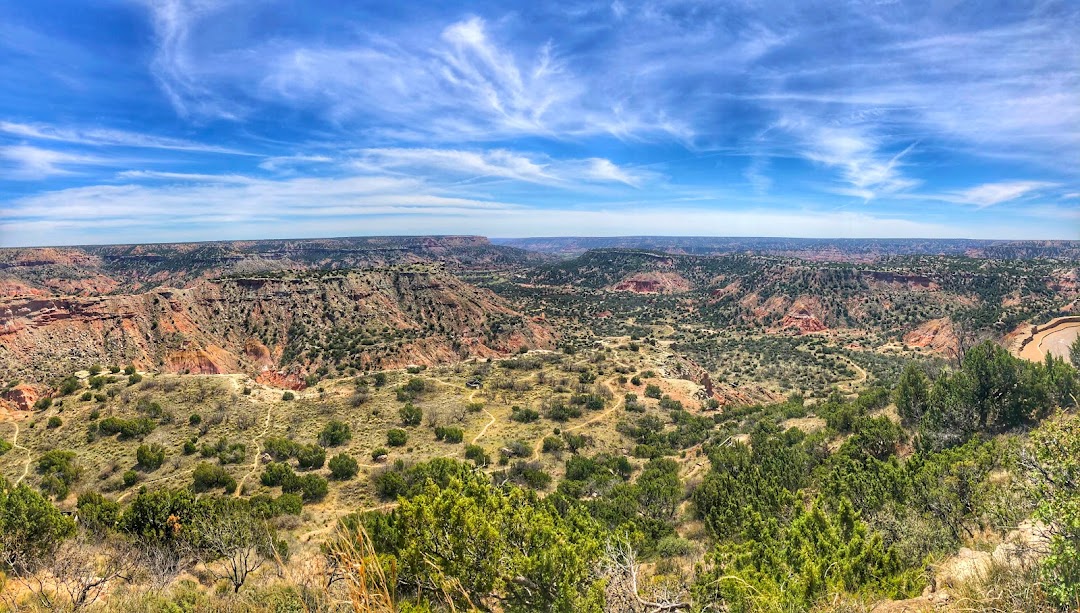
[0,268,554,387]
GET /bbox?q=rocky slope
[0,266,553,398]
[0,235,541,297]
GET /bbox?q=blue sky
[0,0,1078,247]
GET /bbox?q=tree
[1021,412,1080,608]
[387,429,408,447]
[296,443,326,469]
[36,449,80,500]
[329,453,360,480]
[895,363,930,423]
[636,458,681,523]
[1071,335,1080,369]
[48,533,138,610]
[399,403,423,426]
[137,443,167,471]
[121,489,198,547]
[0,475,76,574]
[319,420,352,447]
[77,491,121,535]
[192,462,237,493]
[355,460,607,611]
[187,500,275,593]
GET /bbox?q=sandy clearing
[1019,319,1080,362]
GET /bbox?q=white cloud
[140,6,690,142]
[0,145,104,179]
[258,155,333,172]
[0,121,253,155]
[778,117,919,199]
[0,172,519,231]
[932,181,1058,208]
[139,0,242,120]
[115,170,256,183]
[583,158,642,187]
[356,147,653,187]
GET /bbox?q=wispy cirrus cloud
[0,145,104,179]
[138,3,692,142]
[258,155,334,172]
[0,172,520,232]
[355,147,654,187]
[0,121,254,155]
[139,0,242,120]
[777,117,919,200]
[930,181,1059,208]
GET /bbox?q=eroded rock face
[611,272,691,294]
[0,269,554,385]
[904,317,958,355]
[865,271,939,290]
[0,235,524,298]
[2,384,39,411]
[780,297,828,334]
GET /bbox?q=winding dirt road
[234,402,276,497]
[10,422,32,485]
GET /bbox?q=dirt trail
[467,388,496,445]
[234,401,275,497]
[10,422,32,485]
[297,502,400,542]
[839,355,868,390]
[531,377,622,461]
[117,467,195,503]
[795,345,867,395]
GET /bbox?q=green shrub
[542,436,566,453]
[137,443,167,471]
[261,462,296,487]
[281,391,295,401]
[76,491,120,534]
[0,475,76,569]
[58,376,81,396]
[434,426,464,443]
[46,416,62,429]
[98,416,155,439]
[318,420,352,446]
[281,473,327,502]
[264,436,299,460]
[329,453,359,480]
[510,406,541,423]
[387,429,408,447]
[122,470,138,487]
[373,470,406,499]
[464,444,490,467]
[274,493,303,515]
[398,403,423,426]
[192,462,236,493]
[295,444,326,469]
[36,450,80,499]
